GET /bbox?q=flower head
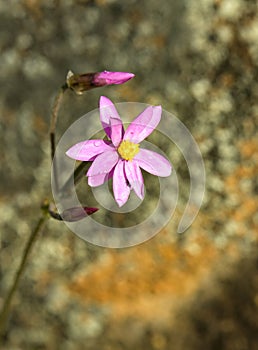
[66,70,135,95]
[66,96,172,207]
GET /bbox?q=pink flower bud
[49,205,98,222]
[93,70,135,86]
[66,70,134,95]
[61,207,98,222]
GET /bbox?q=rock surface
[0,0,258,349]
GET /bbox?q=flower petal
[88,173,109,187]
[123,105,162,143]
[110,117,123,147]
[66,139,113,161]
[113,159,130,207]
[134,149,172,177]
[87,150,119,176]
[124,161,144,200]
[88,168,114,187]
[99,96,123,139]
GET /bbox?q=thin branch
[59,161,89,197]
[49,84,68,192]
[0,215,48,339]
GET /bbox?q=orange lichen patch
[220,137,258,238]
[238,165,258,177]
[232,197,257,223]
[67,232,219,321]
[224,174,238,191]
[225,165,258,191]
[238,138,258,159]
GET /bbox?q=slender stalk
[50,84,68,192]
[0,215,48,339]
[59,161,89,197]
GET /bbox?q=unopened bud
[66,70,134,95]
[61,206,98,221]
[49,206,98,222]
[93,70,135,86]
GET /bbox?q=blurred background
[0,0,258,349]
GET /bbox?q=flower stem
[59,161,89,197]
[0,215,48,339]
[50,83,68,192]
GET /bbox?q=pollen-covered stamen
[117,140,139,161]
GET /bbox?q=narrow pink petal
[87,150,118,176]
[99,96,123,139]
[123,105,162,143]
[110,117,123,147]
[88,173,109,187]
[134,149,172,177]
[66,139,114,161]
[124,161,144,200]
[88,168,114,187]
[113,159,130,207]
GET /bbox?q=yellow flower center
[117,140,139,161]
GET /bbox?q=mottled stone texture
[0,0,258,349]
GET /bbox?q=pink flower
[66,70,135,95]
[66,96,172,207]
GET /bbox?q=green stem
[0,215,48,339]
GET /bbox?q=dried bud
[61,206,98,221]
[49,206,98,222]
[66,70,135,95]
